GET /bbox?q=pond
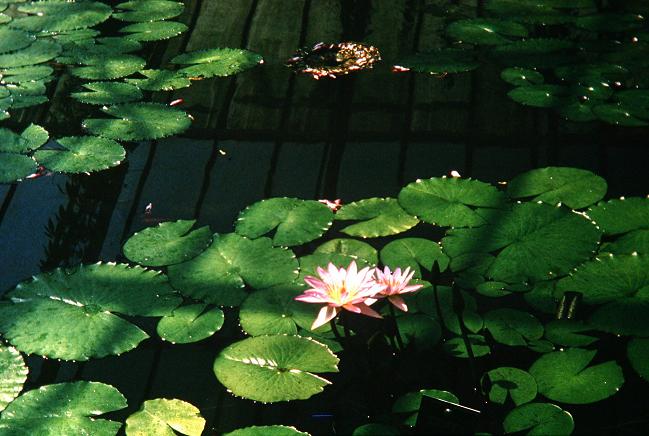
[1,0,649,435]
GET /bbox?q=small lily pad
[11,1,112,32]
[544,320,598,347]
[114,1,185,22]
[127,69,192,91]
[335,197,419,237]
[508,85,568,108]
[34,136,126,174]
[503,403,574,435]
[157,304,224,344]
[172,48,264,79]
[71,81,143,105]
[70,54,146,80]
[121,21,188,41]
[501,67,544,86]
[393,48,479,74]
[483,367,537,406]
[224,425,309,436]
[315,238,378,265]
[0,153,37,183]
[0,28,35,55]
[125,398,205,436]
[446,19,528,45]
[380,238,449,278]
[0,344,28,412]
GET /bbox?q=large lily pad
[314,238,378,265]
[172,48,264,79]
[34,136,126,174]
[69,54,146,80]
[114,1,184,22]
[125,398,205,436]
[507,85,568,108]
[589,293,649,337]
[167,233,298,307]
[588,197,649,235]
[0,344,27,412]
[157,304,224,344]
[0,381,127,436]
[127,69,192,91]
[483,367,537,406]
[235,198,333,246]
[593,103,649,127]
[11,1,112,32]
[0,28,34,55]
[392,389,460,427]
[393,49,479,74]
[446,19,528,45]
[484,308,544,346]
[213,335,339,402]
[0,263,181,360]
[500,67,544,86]
[601,229,649,255]
[335,198,419,237]
[123,220,212,267]
[503,403,574,435]
[121,21,188,41]
[627,338,649,381]
[83,103,192,141]
[380,238,449,278]
[529,348,624,404]
[0,40,61,68]
[71,81,143,105]
[544,320,598,347]
[225,426,309,436]
[0,153,37,183]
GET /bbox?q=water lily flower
[295,261,386,330]
[369,266,423,312]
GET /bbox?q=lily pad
[484,309,544,346]
[508,85,568,108]
[627,338,649,381]
[529,348,624,404]
[167,233,298,307]
[392,389,460,427]
[224,425,309,436]
[575,13,645,32]
[114,1,185,22]
[601,229,649,255]
[444,334,491,358]
[0,381,127,436]
[393,48,479,74]
[34,136,126,174]
[297,252,372,282]
[314,238,378,265]
[71,81,143,105]
[127,69,192,91]
[121,21,188,42]
[593,104,649,127]
[172,48,264,79]
[588,197,649,235]
[11,1,112,32]
[213,335,339,402]
[0,263,181,360]
[395,313,441,350]
[335,197,419,237]
[353,424,399,435]
[0,28,34,55]
[0,40,61,68]
[0,124,48,154]
[415,286,483,334]
[125,398,205,436]
[0,153,37,183]
[398,177,506,227]
[69,54,146,80]
[235,198,333,246]
[615,90,649,119]
[589,294,649,337]
[123,219,212,267]
[83,103,192,141]
[544,320,598,347]
[446,19,528,45]
[501,67,544,86]
[157,304,224,344]
[0,344,28,412]
[380,238,449,278]
[483,367,537,406]
[507,167,607,209]
[503,403,574,435]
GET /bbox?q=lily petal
[311,305,339,330]
[389,295,408,312]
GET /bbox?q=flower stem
[329,319,343,342]
[388,303,405,351]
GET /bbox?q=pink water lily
[295,261,386,330]
[369,266,423,312]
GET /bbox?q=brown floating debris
[286,42,381,79]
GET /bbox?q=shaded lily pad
[235,198,333,246]
[71,81,143,105]
[123,219,212,267]
[0,40,61,68]
[588,197,649,235]
[121,21,188,42]
[484,308,544,346]
[415,286,482,334]
[500,67,544,86]
[213,335,339,402]
[353,423,399,435]
[589,294,649,337]
[380,238,449,278]
[627,338,649,381]
[314,238,378,265]
[0,124,48,154]
[544,320,598,347]
[114,1,184,22]
[225,425,309,436]
[0,153,37,183]
[0,28,35,55]
[483,367,537,406]
[615,90,649,119]
[0,65,53,83]
[508,85,568,108]
[446,19,528,45]
[0,344,28,412]
[395,313,441,350]
[575,13,645,32]
[125,398,205,436]
[592,104,649,127]
[69,54,146,80]
[392,389,460,427]
[444,334,491,358]
[556,101,597,122]
[11,1,112,32]
[393,48,479,74]
[127,69,192,91]
[503,403,574,435]
[172,48,264,79]
[34,136,126,174]
[601,229,649,255]
[0,381,127,435]
[335,198,419,237]
[157,304,224,344]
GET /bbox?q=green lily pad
[49,28,100,44]
[297,252,372,282]
[235,198,333,246]
[476,281,512,298]
[503,403,574,435]
[589,294,649,337]
[0,64,53,84]
[544,320,598,347]
[11,1,112,32]
[627,338,649,381]
[395,313,441,350]
[127,69,192,91]
[34,136,126,174]
[0,381,127,436]
[0,344,28,412]
[446,19,528,45]
[380,238,449,279]
[393,48,479,74]
[500,67,544,86]
[167,233,298,307]
[315,238,378,265]
[0,153,37,183]
[484,308,544,346]
[0,124,48,154]
[125,398,205,436]
[352,423,399,435]
[615,90,649,119]
[444,334,491,358]
[0,40,61,68]
[525,281,559,315]
[71,81,143,105]
[114,1,184,22]
[508,85,568,108]
[601,229,649,255]
[123,219,212,267]
[213,335,339,402]
[57,38,142,64]
[483,367,537,406]
[392,389,460,427]
[588,197,649,235]
[83,103,192,141]
[398,177,506,227]
[69,54,146,80]
[493,38,574,56]
[593,104,649,127]
[529,348,624,404]
[415,286,483,334]
[575,13,645,32]
[172,48,264,79]
[335,198,419,237]
[224,425,309,436]
[507,167,607,209]
[0,263,181,360]
[0,28,35,55]
[121,21,188,42]
[157,304,224,344]
[556,101,597,122]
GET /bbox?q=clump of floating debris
[286,42,381,79]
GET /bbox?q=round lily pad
[544,320,598,347]
[393,49,479,74]
[501,67,544,86]
[172,48,264,79]
[114,1,185,22]
[416,286,482,334]
[335,197,419,237]
[444,334,491,358]
[127,69,192,91]
[0,40,61,68]
[123,219,212,267]
[0,381,127,435]
[71,81,143,105]
[70,54,146,80]
[484,309,544,346]
[121,21,188,42]
[503,403,574,435]
[380,238,449,279]
[556,101,597,122]
[34,136,126,174]
[593,104,649,127]
[395,313,441,350]
[0,344,28,412]
[483,367,537,406]
[529,348,624,404]
[213,335,339,402]
[588,197,649,235]
[601,229,649,255]
[0,153,37,183]
[224,425,309,436]
[575,13,645,32]
[589,294,649,337]
[11,1,112,32]
[446,19,528,45]
[314,238,378,265]
[157,304,224,344]
[392,389,460,427]
[235,198,333,246]
[0,28,34,55]
[0,263,181,360]
[627,338,649,381]
[83,103,192,141]
[125,398,205,436]
[508,85,568,108]
[616,90,649,119]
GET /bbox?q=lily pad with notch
[444,334,491,358]
[127,69,192,91]
[446,18,528,45]
[114,0,185,22]
[125,398,205,436]
[503,402,574,435]
[392,389,460,427]
[157,304,224,344]
[484,308,544,346]
[121,21,188,42]
[335,197,419,238]
[544,320,598,347]
[380,238,449,279]
[172,48,264,79]
[71,81,143,106]
[483,367,537,406]
[34,136,126,174]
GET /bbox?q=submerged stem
[388,303,405,351]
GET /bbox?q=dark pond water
[1,0,649,435]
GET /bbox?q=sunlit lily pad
[168,233,298,307]
[236,198,333,246]
[127,69,192,91]
[71,81,143,105]
[114,1,184,22]
[224,425,309,436]
[83,103,192,141]
[34,136,126,174]
[121,21,188,41]
[335,198,419,237]
[0,263,181,360]
[172,48,264,79]
[529,348,623,404]
[446,19,528,45]
[0,153,37,183]
[11,1,112,32]
[507,167,607,209]
[0,28,34,55]
[500,67,544,86]
[213,335,339,402]
[393,48,479,74]
[380,238,449,278]
[588,197,649,235]
[157,304,224,344]
[0,40,61,68]
[392,389,460,427]
[70,54,146,80]
[125,398,205,436]
[484,309,544,346]
[315,238,378,265]
[503,403,574,435]
[544,320,598,347]
[123,219,212,267]
[0,65,53,84]
[483,367,537,406]
[0,124,47,154]
[627,338,649,381]
[0,344,28,412]
[0,381,126,435]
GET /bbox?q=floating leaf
[58,38,142,64]
[398,177,505,227]
[314,238,378,265]
[84,103,192,141]
[529,348,624,404]
[589,293,649,337]
[213,335,339,402]
[114,1,184,22]
[353,423,399,435]
[601,229,649,255]
[575,13,645,32]
[508,85,568,108]
[493,38,574,56]
[503,403,574,435]
[588,197,649,235]
[172,48,263,79]
[0,40,61,68]
[0,153,37,183]
[0,381,126,435]
[11,1,112,32]
[544,320,598,347]
[446,19,528,45]
[0,344,28,412]
[444,334,491,358]
[483,367,537,406]
[627,338,649,381]
[615,90,649,119]
[71,81,143,105]
[121,21,188,42]
[392,389,460,427]
[556,101,597,122]
[125,398,205,436]
[415,286,483,334]
[593,104,649,127]
[0,28,35,55]
[507,167,607,209]
[70,54,146,80]
[34,136,126,174]
[380,238,449,278]
[123,220,212,267]
[500,67,544,86]
[157,304,224,344]
[224,425,309,436]
[335,198,419,237]
[18,124,48,151]
[235,198,333,246]
[168,233,298,307]
[0,263,181,360]
[484,309,544,346]
[127,69,192,91]
[393,48,479,74]
[395,313,441,350]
